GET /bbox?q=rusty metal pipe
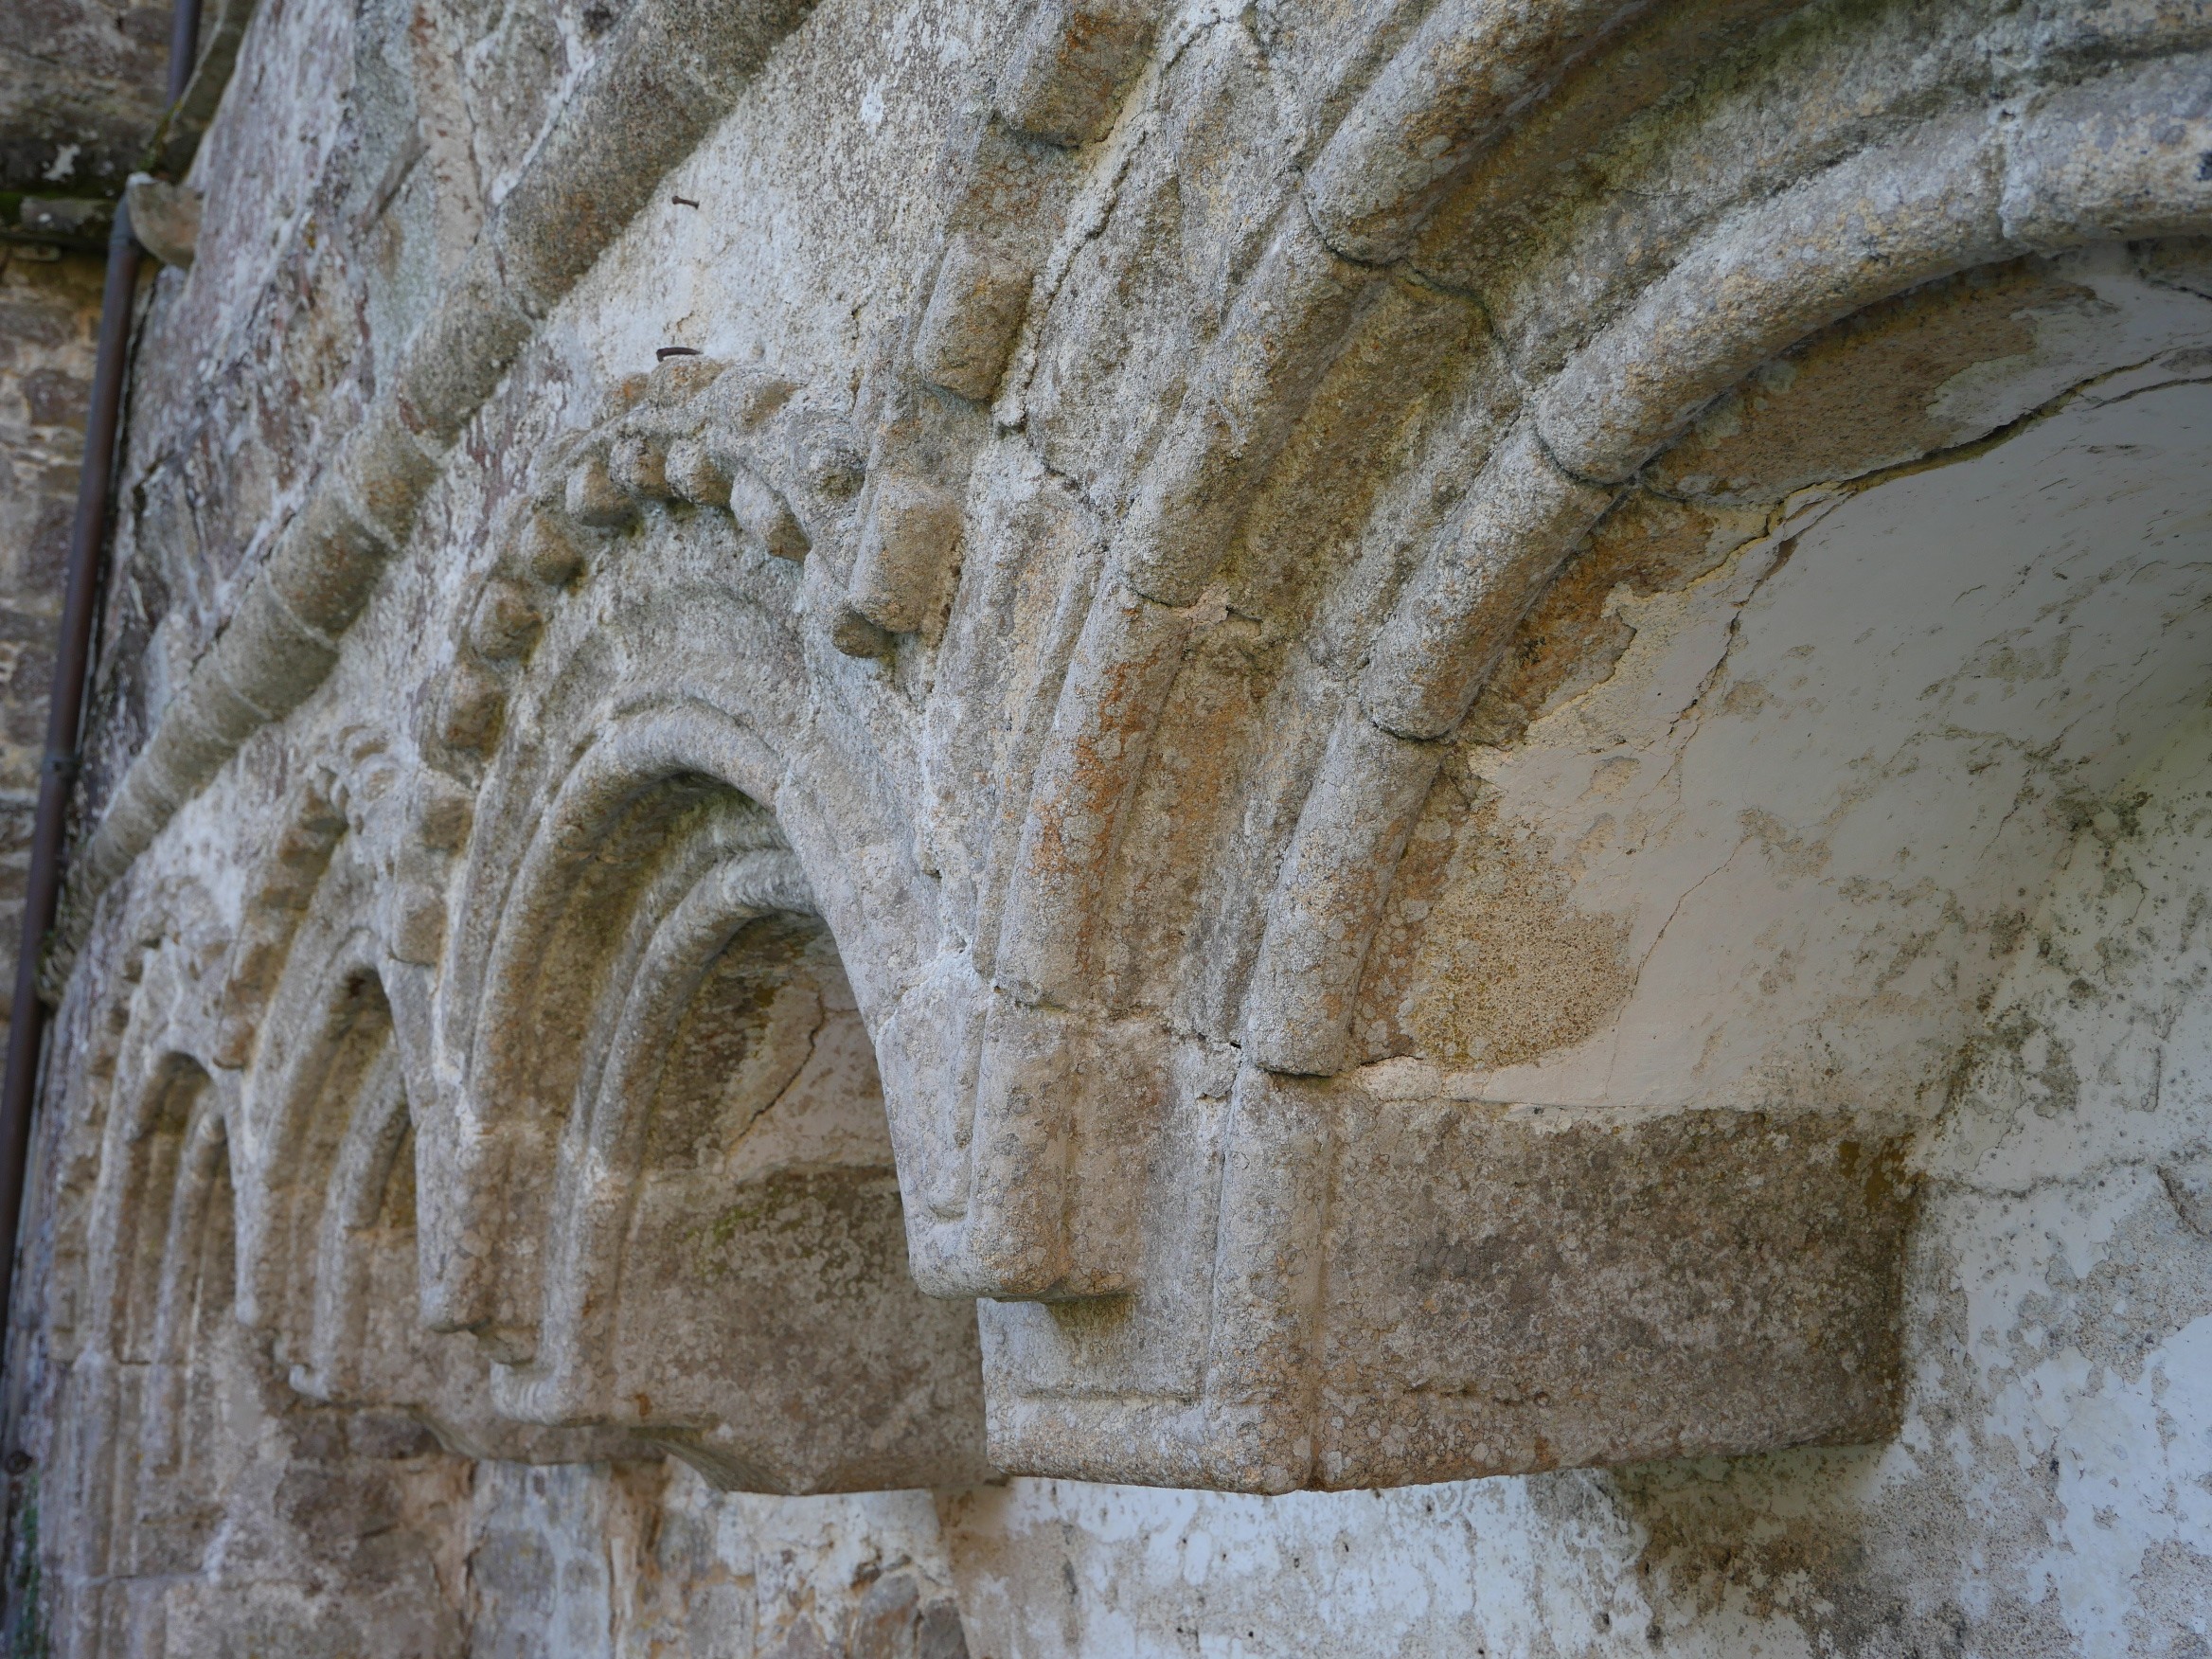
[167,0,205,105]
[0,202,144,1358]
[0,204,142,1360]
[0,0,203,1373]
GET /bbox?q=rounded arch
[902,19,2212,1310]
[424,502,956,1333]
[436,703,805,1343]
[57,1053,239,1628]
[425,632,989,1490]
[50,970,481,1650]
[235,829,643,1464]
[864,0,2212,1492]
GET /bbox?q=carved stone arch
[440,716,783,1330]
[830,0,2212,1491]
[236,918,386,1344]
[433,480,928,1059]
[240,883,642,1465]
[37,877,235,1405]
[205,765,348,1071]
[116,1079,236,1581]
[1251,79,2212,1078]
[201,740,424,1328]
[51,1032,476,1656]
[432,684,989,1490]
[54,1052,241,1647]
[275,967,404,1396]
[929,43,2212,1302]
[419,459,961,1330]
[198,719,459,1066]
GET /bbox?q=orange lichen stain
[1357,774,1633,1069]
[1644,258,2079,506]
[1464,490,1751,748]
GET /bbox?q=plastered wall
[433,490,2212,1659]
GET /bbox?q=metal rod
[166,0,205,103]
[0,204,141,1360]
[0,0,204,1397]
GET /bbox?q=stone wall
[0,246,100,1051]
[1,0,169,240]
[3,0,2209,1652]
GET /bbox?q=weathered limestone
[0,246,101,1049]
[75,0,824,899]
[3,0,2210,1646]
[53,0,2212,1483]
[117,178,196,269]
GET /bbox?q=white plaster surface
[487,701,2212,1657]
[1461,349,2212,1121]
